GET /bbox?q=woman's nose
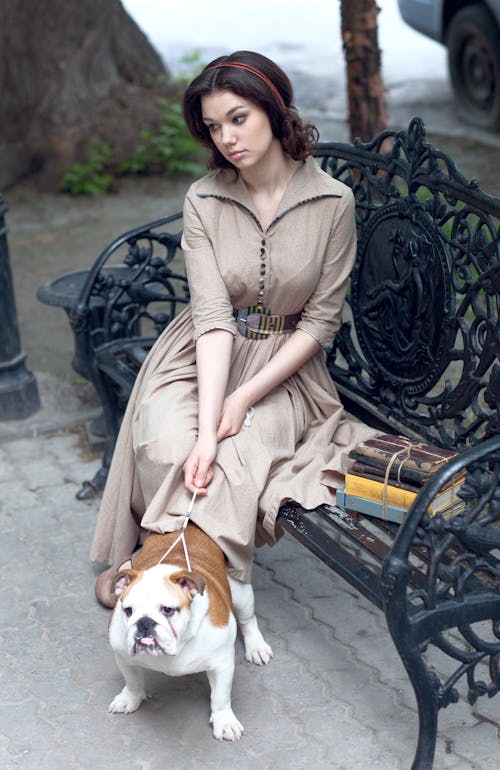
[221,124,236,145]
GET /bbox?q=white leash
[155,488,198,572]
[153,409,255,573]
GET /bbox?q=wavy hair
[183,51,319,170]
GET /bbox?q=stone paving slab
[0,427,499,770]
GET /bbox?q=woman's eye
[233,115,246,124]
[161,606,178,618]
[207,123,219,133]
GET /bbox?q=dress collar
[194,155,345,226]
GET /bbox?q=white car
[397,0,500,128]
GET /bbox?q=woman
[91,50,376,607]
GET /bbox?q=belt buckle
[245,312,264,332]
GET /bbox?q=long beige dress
[89,156,377,581]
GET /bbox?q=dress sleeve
[181,191,237,341]
[296,189,357,349]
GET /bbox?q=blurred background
[120,0,493,143]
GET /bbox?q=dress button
[260,265,266,275]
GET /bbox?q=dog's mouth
[133,634,165,656]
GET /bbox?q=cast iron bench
[38,118,500,769]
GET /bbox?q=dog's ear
[170,570,206,598]
[113,568,140,597]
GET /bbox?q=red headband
[206,61,286,107]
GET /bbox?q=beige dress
[90,156,376,581]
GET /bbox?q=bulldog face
[114,565,206,657]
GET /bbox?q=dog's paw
[210,707,244,741]
[244,634,273,665]
[108,687,146,714]
[241,619,273,665]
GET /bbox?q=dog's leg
[108,655,148,714]
[207,657,244,741]
[229,577,273,665]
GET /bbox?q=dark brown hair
[183,50,319,170]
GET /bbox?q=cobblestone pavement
[1,395,499,769]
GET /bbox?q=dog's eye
[160,606,178,618]
[123,606,133,617]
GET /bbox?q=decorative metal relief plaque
[351,203,452,393]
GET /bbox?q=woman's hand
[216,389,252,441]
[183,433,217,495]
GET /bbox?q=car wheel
[446,4,500,129]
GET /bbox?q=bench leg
[382,565,439,769]
[76,369,120,500]
[400,647,439,770]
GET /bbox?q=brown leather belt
[233,306,302,339]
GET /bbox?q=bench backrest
[73,119,500,451]
[318,118,500,450]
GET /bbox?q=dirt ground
[4,127,500,389]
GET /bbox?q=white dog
[107,525,273,740]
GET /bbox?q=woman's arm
[216,329,320,440]
[183,328,234,494]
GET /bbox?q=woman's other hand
[216,389,252,441]
[183,433,217,494]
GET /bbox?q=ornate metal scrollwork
[382,438,500,713]
[77,216,188,350]
[318,118,500,449]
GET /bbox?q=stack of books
[336,434,466,524]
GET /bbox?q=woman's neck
[240,142,299,197]
[240,147,301,231]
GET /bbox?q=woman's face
[201,89,281,171]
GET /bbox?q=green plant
[122,98,206,177]
[122,52,207,177]
[60,139,115,195]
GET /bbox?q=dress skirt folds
[89,157,378,581]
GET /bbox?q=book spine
[336,487,406,524]
[344,473,417,508]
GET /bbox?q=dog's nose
[136,616,157,636]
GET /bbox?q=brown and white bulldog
[107,524,273,741]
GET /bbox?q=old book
[345,472,417,508]
[344,472,465,513]
[348,452,430,485]
[354,434,458,474]
[348,460,422,492]
[336,487,408,524]
[336,487,466,525]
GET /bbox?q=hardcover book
[336,487,407,524]
[348,460,423,491]
[343,472,465,513]
[336,487,466,524]
[353,434,458,474]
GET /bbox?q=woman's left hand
[216,389,252,441]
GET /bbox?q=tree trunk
[0,0,169,189]
[340,0,388,142]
